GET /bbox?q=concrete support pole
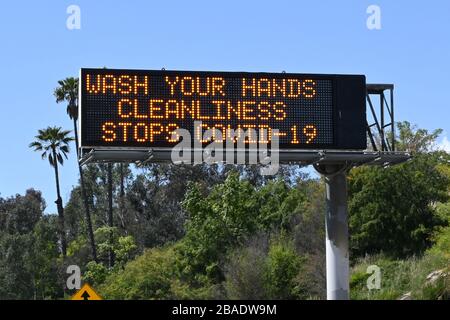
[315,164,350,300]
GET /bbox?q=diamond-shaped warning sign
[71,283,102,300]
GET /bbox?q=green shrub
[224,235,268,299]
[223,234,319,300]
[99,246,178,299]
[83,261,109,287]
[263,238,304,299]
[428,226,450,260]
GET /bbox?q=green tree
[94,226,137,269]
[348,153,449,258]
[29,126,74,257]
[396,121,443,153]
[0,189,44,234]
[0,233,36,299]
[29,216,62,299]
[180,172,260,281]
[54,77,98,262]
[349,123,449,258]
[179,172,306,283]
[0,191,62,299]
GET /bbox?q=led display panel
[80,68,366,150]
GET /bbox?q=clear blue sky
[0,0,449,213]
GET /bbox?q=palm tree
[29,127,74,257]
[54,77,80,153]
[54,77,98,262]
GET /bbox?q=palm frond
[62,137,75,145]
[60,145,70,156]
[57,153,64,165]
[48,153,55,167]
[61,129,73,137]
[29,141,42,150]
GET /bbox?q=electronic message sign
[80,68,366,150]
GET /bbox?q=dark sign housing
[80,68,366,150]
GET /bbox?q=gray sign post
[315,164,351,299]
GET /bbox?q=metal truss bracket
[366,84,395,152]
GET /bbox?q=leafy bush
[224,234,312,300]
[263,237,304,299]
[99,246,177,299]
[99,243,220,300]
[429,228,450,260]
[224,234,268,299]
[83,261,109,287]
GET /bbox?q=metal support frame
[366,84,395,151]
[79,148,410,167]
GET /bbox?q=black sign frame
[79,68,366,151]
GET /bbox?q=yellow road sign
[71,283,102,300]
